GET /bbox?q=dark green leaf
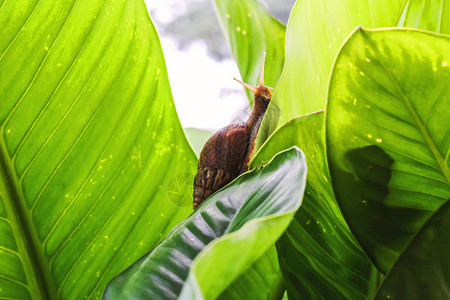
[326,27,450,273]
[252,112,380,300]
[103,147,307,300]
[374,200,450,300]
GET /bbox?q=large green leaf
[259,0,450,143]
[0,0,197,299]
[326,28,450,274]
[374,199,450,300]
[258,0,401,138]
[213,0,286,106]
[103,147,307,300]
[252,112,380,300]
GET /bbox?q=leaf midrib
[373,37,450,183]
[0,135,56,299]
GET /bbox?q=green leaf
[103,147,307,300]
[252,112,380,300]
[0,0,197,299]
[213,0,286,105]
[326,28,450,274]
[259,0,450,142]
[217,246,285,300]
[374,199,450,300]
[259,0,402,137]
[184,128,213,157]
[398,0,450,32]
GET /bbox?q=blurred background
[144,0,295,152]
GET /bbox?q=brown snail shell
[193,54,272,210]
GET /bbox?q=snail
[192,54,273,210]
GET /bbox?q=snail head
[233,53,273,104]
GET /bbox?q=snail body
[193,55,273,210]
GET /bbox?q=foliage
[214,0,286,106]
[374,200,449,300]
[326,27,450,274]
[0,0,448,299]
[104,147,307,299]
[252,112,380,299]
[184,128,214,157]
[257,0,450,148]
[0,0,197,298]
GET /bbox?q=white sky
[145,1,249,131]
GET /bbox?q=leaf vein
[1,0,77,133]
[12,0,110,162]
[373,41,450,182]
[0,0,42,63]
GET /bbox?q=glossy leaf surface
[104,147,307,300]
[217,246,285,300]
[259,0,402,137]
[259,0,450,143]
[213,0,286,106]
[326,28,450,273]
[0,0,197,298]
[375,200,450,300]
[252,112,380,299]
